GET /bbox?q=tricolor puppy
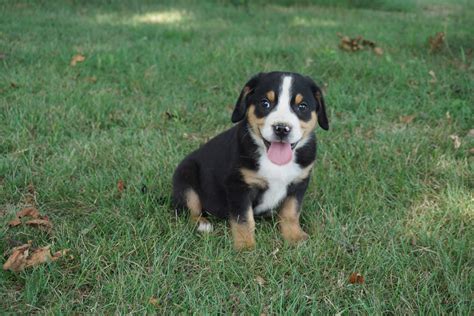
[172,71,329,250]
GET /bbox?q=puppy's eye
[298,103,308,112]
[261,99,271,109]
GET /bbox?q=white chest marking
[253,150,302,214]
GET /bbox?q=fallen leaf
[466,129,474,138]
[8,219,22,227]
[469,148,474,155]
[7,207,40,228]
[8,207,53,231]
[337,33,382,55]
[3,243,65,272]
[428,32,445,52]
[25,218,53,231]
[117,179,125,193]
[399,115,416,124]
[255,276,266,286]
[70,54,85,66]
[25,246,54,267]
[16,207,40,219]
[0,53,6,60]
[449,135,461,149]
[348,272,365,284]
[149,297,159,307]
[2,243,30,272]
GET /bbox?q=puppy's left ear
[308,78,329,130]
[231,73,263,123]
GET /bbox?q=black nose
[273,123,292,138]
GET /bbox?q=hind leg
[184,189,213,232]
[172,160,213,233]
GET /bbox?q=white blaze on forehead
[278,76,293,110]
[260,75,303,144]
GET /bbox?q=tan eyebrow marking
[295,93,303,104]
[266,90,275,102]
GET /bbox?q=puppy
[172,71,329,250]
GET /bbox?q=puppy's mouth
[262,139,298,150]
[262,138,299,166]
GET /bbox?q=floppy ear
[308,78,329,130]
[231,73,263,123]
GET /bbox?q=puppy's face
[232,72,328,165]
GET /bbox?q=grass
[1,0,473,313]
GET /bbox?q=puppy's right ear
[231,73,263,123]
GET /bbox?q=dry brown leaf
[429,32,445,52]
[255,276,266,287]
[399,115,416,124]
[70,54,85,66]
[7,207,50,230]
[449,135,461,149]
[348,272,365,284]
[117,179,125,193]
[469,148,474,155]
[16,207,40,219]
[8,219,22,227]
[25,218,53,231]
[25,246,54,268]
[466,129,474,138]
[338,33,382,55]
[2,243,30,272]
[3,243,65,272]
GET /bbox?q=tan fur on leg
[278,197,308,244]
[185,189,213,233]
[230,207,255,251]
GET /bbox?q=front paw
[233,236,256,251]
[231,221,256,251]
[281,224,309,244]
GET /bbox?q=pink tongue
[267,142,292,165]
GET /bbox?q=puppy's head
[232,72,328,165]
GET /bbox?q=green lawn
[1,0,473,313]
